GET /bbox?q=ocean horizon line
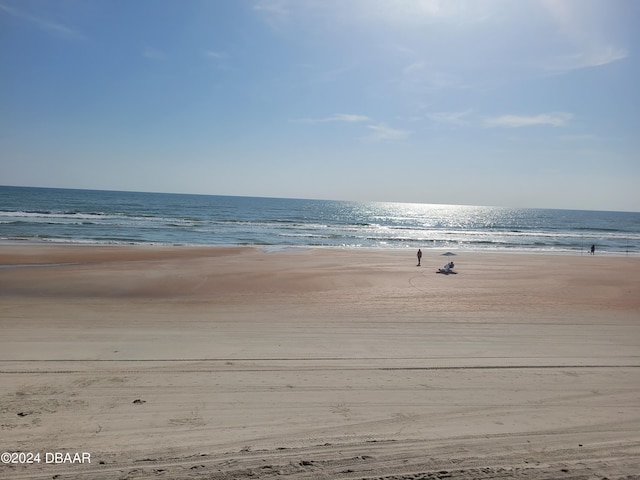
[2,184,637,215]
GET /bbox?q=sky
[1,0,639,211]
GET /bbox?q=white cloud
[537,0,628,74]
[403,61,426,76]
[252,0,291,30]
[253,0,290,16]
[366,124,411,141]
[331,114,371,123]
[204,50,227,59]
[0,2,83,40]
[142,47,167,60]
[538,46,627,74]
[297,114,410,142]
[203,50,231,70]
[583,46,628,67]
[428,110,473,126]
[483,112,573,128]
[297,113,372,124]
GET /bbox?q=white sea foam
[1,186,638,254]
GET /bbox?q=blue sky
[1,0,638,211]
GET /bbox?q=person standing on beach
[590,244,595,255]
[417,249,422,266]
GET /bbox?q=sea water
[1,186,639,254]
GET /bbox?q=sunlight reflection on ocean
[1,186,639,254]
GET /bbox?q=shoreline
[0,238,635,258]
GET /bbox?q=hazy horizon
[3,184,639,214]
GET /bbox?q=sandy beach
[1,244,639,479]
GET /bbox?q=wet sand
[1,245,639,479]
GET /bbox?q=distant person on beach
[443,261,454,273]
[417,249,422,266]
[590,244,595,255]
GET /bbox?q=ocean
[1,186,639,255]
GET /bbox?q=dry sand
[0,244,639,479]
